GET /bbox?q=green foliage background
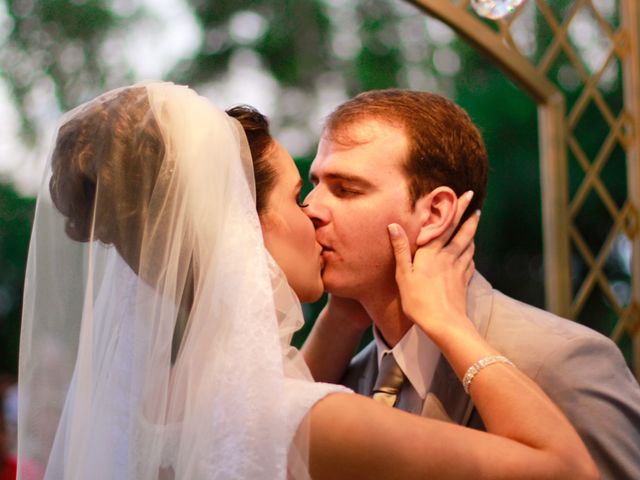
[0,0,631,375]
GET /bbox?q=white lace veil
[17,82,344,479]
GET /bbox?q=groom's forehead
[322,116,406,147]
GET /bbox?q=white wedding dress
[17,82,346,479]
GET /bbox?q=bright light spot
[592,0,616,19]
[509,0,537,57]
[433,47,461,76]
[0,1,14,43]
[398,16,429,63]
[278,87,309,117]
[613,233,632,276]
[597,60,618,91]
[557,64,581,91]
[229,10,267,45]
[568,8,613,79]
[200,48,279,119]
[405,66,437,91]
[116,0,200,79]
[331,29,361,60]
[611,280,631,307]
[110,0,138,16]
[59,43,84,75]
[471,0,527,20]
[311,72,348,131]
[11,0,34,18]
[425,17,455,46]
[279,126,314,158]
[204,27,228,54]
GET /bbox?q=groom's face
[305,119,422,300]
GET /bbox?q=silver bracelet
[462,355,514,394]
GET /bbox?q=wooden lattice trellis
[407,0,640,380]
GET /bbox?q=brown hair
[49,87,165,271]
[226,105,277,215]
[324,89,488,221]
[49,93,279,268]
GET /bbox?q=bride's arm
[302,296,370,382]
[306,200,598,479]
[309,387,596,480]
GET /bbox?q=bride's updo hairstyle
[49,90,278,274]
[49,86,165,272]
[226,105,277,215]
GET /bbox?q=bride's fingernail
[387,224,400,238]
[465,191,474,201]
[475,209,481,217]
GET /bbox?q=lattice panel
[408,0,640,377]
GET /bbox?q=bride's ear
[414,186,457,247]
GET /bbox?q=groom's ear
[414,186,457,247]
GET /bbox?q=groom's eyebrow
[309,171,374,188]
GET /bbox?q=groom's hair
[226,105,277,216]
[323,89,488,223]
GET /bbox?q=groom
[303,89,640,479]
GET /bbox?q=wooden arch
[406,0,640,379]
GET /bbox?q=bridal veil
[17,82,343,479]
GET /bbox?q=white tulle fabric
[18,82,345,479]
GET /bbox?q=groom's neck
[360,288,413,348]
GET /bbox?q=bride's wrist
[436,328,501,381]
[409,310,471,342]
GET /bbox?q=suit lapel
[357,343,379,395]
[423,273,494,425]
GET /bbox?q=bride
[17,82,597,479]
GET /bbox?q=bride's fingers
[441,190,474,247]
[464,259,475,284]
[446,209,480,258]
[388,223,412,281]
[458,241,475,270]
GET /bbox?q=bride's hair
[48,90,277,270]
[226,105,277,215]
[49,86,165,271]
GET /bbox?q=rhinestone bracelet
[462,355,515,394]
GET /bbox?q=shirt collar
[373,325,441,399]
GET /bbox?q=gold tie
[372,352,405,407]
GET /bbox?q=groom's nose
[303,187,329,229]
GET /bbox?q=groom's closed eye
[330,183,363,197]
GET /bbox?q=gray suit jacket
[341,273,640,479]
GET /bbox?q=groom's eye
[332,184,360,197]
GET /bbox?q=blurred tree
[0,0,146,145]
[0,183,34,374]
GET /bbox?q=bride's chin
[296,280,324,304]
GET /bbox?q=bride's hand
[387,191,479,341]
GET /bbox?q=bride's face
[260,141,324,303]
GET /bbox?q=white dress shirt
[373,325,441,414]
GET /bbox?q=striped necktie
[372,352,406,407]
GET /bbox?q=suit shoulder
[489,289,610,344]
[484,289,629,379]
